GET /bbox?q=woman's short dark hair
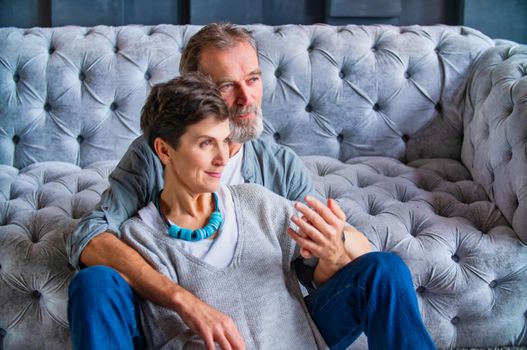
[140,72,229,150]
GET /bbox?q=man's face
[198,41,263,143]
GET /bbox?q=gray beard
[229,107,264,143]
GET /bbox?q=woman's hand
[288,196,351,285]
[175,289,245,350]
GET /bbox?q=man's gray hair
[179,23,257,74]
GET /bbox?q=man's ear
[153,137,171,166]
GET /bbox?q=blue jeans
[68,266,145,350]
[68,253,435,350]
[305,252,436,350]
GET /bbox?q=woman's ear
[153,137,171,166]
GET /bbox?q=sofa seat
[303,155,526,349]
[1,156,525,349]
[0,161,116,348]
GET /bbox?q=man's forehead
[198,43,259,77]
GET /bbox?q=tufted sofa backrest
[462,42,527,242]
[1,24,494,170]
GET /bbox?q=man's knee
[69,265,128,298]
[349,251,412,284]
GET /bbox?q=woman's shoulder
[228,183,294,213]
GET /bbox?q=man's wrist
[314,254,351,286]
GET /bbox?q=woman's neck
[159,181,213,230]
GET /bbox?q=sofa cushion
[303,155,527,349]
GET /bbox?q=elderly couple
[67,24,436,350]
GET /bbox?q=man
[67,24,435,350]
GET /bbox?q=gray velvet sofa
[0,24,526,350]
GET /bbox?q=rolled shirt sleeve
[66,136,164,268]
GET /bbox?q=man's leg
[68,265,145,350]
[305,252,436,350]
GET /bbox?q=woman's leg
[68,265,145,350]
[305,252,436,350]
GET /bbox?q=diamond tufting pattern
[0,25,526,349]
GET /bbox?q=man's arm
[67,137,162,268]
[81,233,245,350]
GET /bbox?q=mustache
[229,104,259,117]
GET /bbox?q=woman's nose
[213,146,229,166]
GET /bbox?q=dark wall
[0,0,525,43]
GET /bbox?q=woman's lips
[205,171,222,178]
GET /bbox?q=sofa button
[0,328,6,337]
[337,134,343,143]
[435,103,442,112]
[404,71,411,79]
[32,290,41,299]
[113,46,119,53]
[79,72,86,81]
[144,71,151,80]
[273,133,280,141]
[451,316,460,325]
[402,134,410,143]
[451,254,460,263]
[373,103,380,111]
[339,70,345,79]
[305,105,313,112]
[48,47,55,55]
[416,286,426,293]
[371,46,378,52]
[110,103,118,111]
[489,280,497,288]
[77,135,84,144]
[44,103,52,112]
[13,73,20,83]
[12,135,20,144]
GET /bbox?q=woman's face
[156,117,230,195]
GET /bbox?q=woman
[120,72,340,349]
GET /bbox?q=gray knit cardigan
[121,183,328,350]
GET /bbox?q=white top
[138,184,238,268]
[221,145,245,186]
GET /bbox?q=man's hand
[81,233,245,350]
[287,196,372,285]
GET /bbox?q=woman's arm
[288,196,372,286]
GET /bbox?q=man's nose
[235,84,251,106]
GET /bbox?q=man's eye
[219,84,233,91]
[200,140,212,147]
[248,77,260,84]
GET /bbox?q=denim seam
[312,282,366,315]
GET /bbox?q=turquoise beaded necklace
[156,192,223,242]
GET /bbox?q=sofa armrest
[462,42,527,243]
